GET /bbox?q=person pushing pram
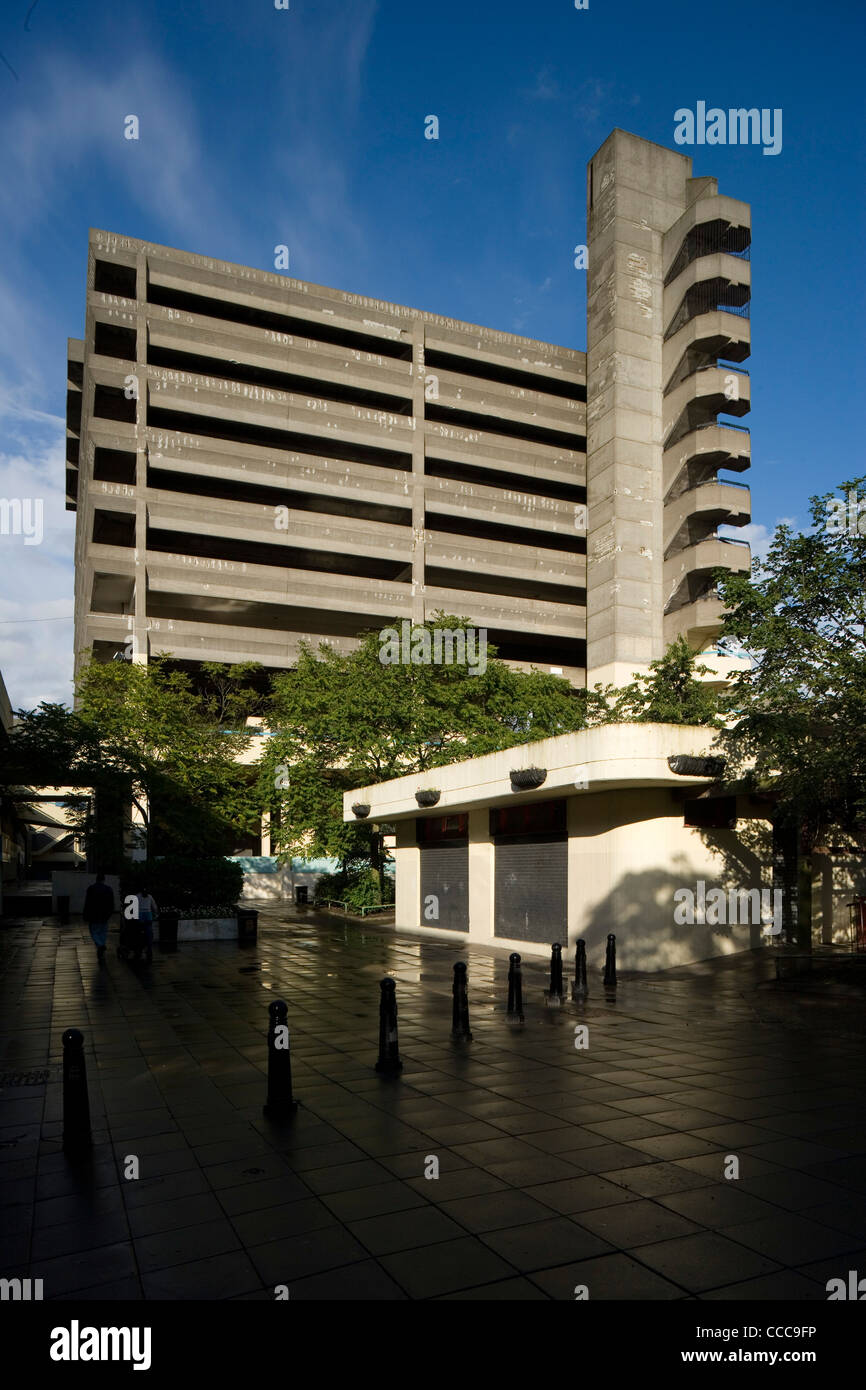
[118,886,159,964]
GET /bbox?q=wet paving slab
[1,908,865,1300]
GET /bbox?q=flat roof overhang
[343,722,720,823]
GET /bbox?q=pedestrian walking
[136,888,159,965]
[83,872,114,962]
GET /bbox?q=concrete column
[410,319,426,624]
[394,820,420,928]
[586,132,692,687]
[133,249,149,664]
[467,808,494,944]
[567,794,583,948]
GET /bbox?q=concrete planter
[176,916,237,941]
[510,767,547,790]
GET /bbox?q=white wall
[390,789,776,969]
[52,872,120,914]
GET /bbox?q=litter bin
[159,911,179,953]
[237,907,258,944]
[294,885,308,906]
[57,894,70,926]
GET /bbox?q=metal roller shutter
[494,834,567,943]
[420,842,469,932]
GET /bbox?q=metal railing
[665,224,751,285]
[320,899,394,917]
[697,419,750,433]
[665,289,751,340]
[717,301,751,319]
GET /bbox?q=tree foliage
[586,636,723,728]
[4,657,263,865]
[715,477,866,853]
[256,618,588,870]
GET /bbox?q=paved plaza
[2,908,866,1301]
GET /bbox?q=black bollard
[451,962,473,1041]
[62,1028,91,1156]
[549,942,564,996]
[375,977,403,1074]
[571,939,588,999]
[603,933,617,988]
[506,952,524,1022]
[263,999,298,1118]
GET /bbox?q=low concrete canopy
[342,722,776,972]
[343,722,719,822]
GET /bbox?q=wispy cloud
[720,518,795,565]
[267,2,379,278]
[527,67,561,102]
[0,14,381,706]
[0,51,243,248]
[0,434,75,710]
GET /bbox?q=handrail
[718,477,751,490]
[319,898,393,917]
[694,364,750,378]
[702,419,750,433]
[664,229,751,286]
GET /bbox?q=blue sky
[0,0,863,708]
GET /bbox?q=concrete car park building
[336,131,766,966]
[66,128,773,954]
[65,128,751,688]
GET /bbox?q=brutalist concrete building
[64,128,774,959]
[65,129,751,689]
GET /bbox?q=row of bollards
[549,935,616,1002]
[60,938,619,1149]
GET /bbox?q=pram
[117,917,152,963]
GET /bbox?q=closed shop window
[417,814,468,931]
[492,799,567,943]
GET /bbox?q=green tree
[715,477,866,945]
[4,657,263,865]
[257,617,588,891]
[588,636,724,727]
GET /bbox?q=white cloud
[0,11,379,709]
[0,52,245,249]
[719,518,796,565]
[0,434,75,710]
